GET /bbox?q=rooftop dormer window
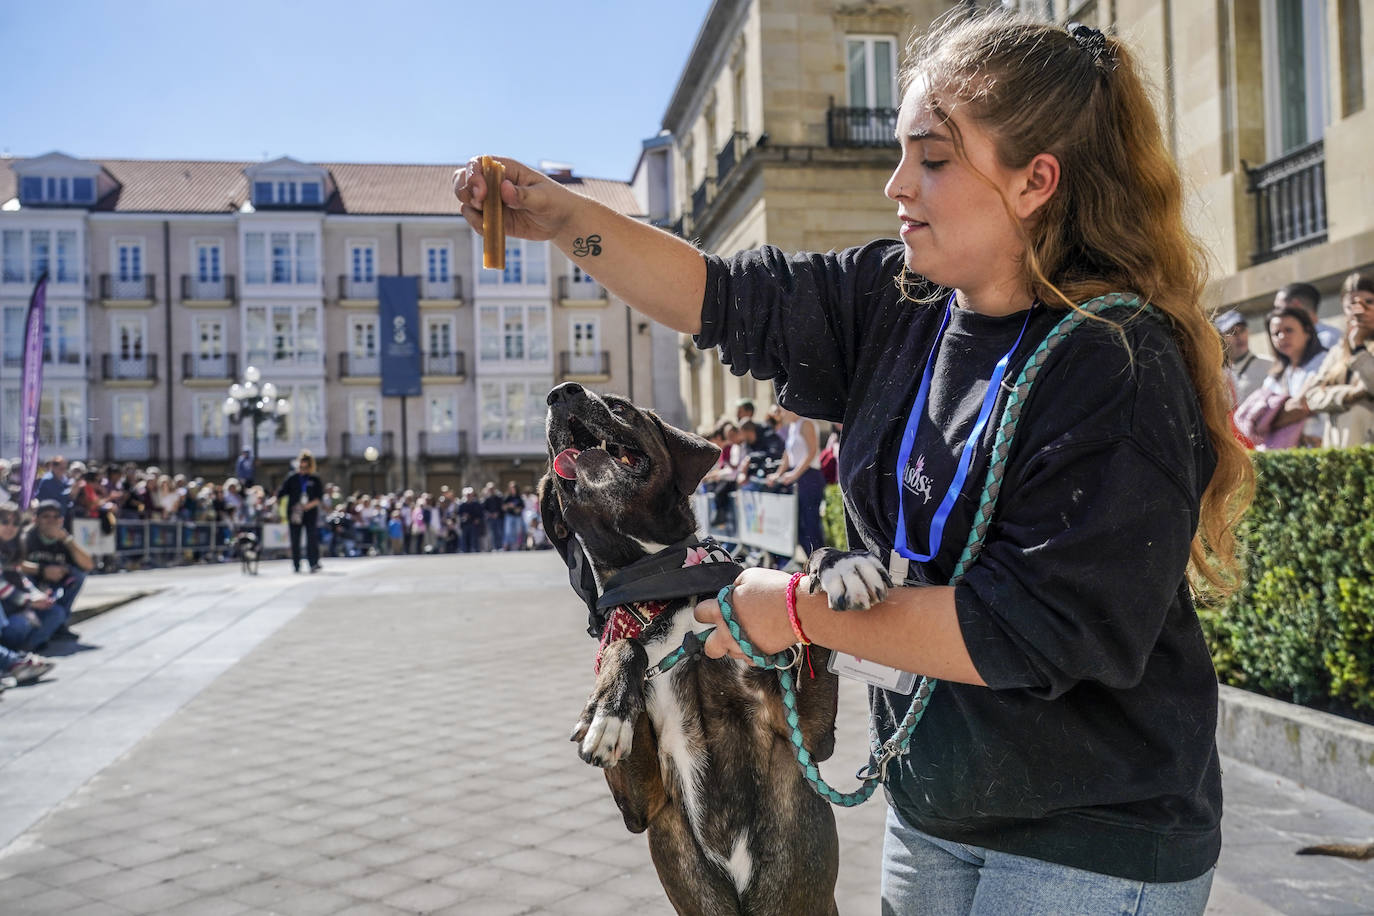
[18,175,96,206]
[251,179,323,208]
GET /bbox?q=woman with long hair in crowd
[454,10,1250,911]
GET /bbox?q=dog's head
[539,383,719,580]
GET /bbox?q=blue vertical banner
[19,272,48,509]
[378,276,422,397]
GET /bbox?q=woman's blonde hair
[903,11,1252,589]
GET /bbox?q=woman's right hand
[452,156,578,243]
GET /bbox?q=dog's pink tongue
[553,448,580,480]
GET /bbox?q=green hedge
[1201,446,1374,714]
[826,448,1374,715]
[822,484,848,550]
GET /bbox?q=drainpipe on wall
[625,303,634,403]
[163,220,174,475]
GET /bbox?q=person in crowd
[1275,281,1342,350]
[0,460,20,505]
[275,450,324,573]
[20,499,95,642]
[1236,304,1328,449]
[481,483,503,552]
[0,501,61,679]
[1302,270,1374,447]
[702,420,745,527]
[34,457,71,517]
[734,398,755,425]
[458,487,484,553]
[766,406,827,556]
[735,420,785,490]
[501,481,525,550]
[387,509,404,555]
[527,516,551,550]
[409,497,429,555]
[453,12,1251,910]
[235,449,255,488]
[1214,310,1270,406]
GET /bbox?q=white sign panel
[733,490,797,556]
[72,518,115,556]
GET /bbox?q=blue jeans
[0,601,68,653]
[795,467,827,554]
[486,518,503,552]
[881,808,1213,916]
[503,514,525,550]
[460,526,482,554]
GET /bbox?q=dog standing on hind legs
[541,382,893,916]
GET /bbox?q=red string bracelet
[785,571,815,679]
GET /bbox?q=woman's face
[1343,289,1374,334]
[885,79,1034,302]
[1269,315,1310,361]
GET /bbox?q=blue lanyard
[893,295,1033,563]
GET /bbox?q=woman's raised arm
[453,156,707,335]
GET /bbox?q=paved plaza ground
[0,554,1371,915]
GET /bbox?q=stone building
[647,0,1372,421]
[0,154,664,493]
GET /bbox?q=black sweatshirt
[695,240,1221,883]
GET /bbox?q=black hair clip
[1068,22,1109,65]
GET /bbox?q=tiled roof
[0,156,643,218]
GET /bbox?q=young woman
[1234,305,1326,449]
[764,406,827,556]
[455,13,1249,912]
[1301,271,1374,447]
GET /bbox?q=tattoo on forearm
[572,235,603,257]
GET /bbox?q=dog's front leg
[571,639,649,767]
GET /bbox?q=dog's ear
[650,413,721,496]
[537,473,573,561]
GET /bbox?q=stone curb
[1217,684,1374,812]
[69,589,161,625]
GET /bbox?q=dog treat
[481,156,505,270]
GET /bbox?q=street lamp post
[364,445,380,495]
[222,365,291,467]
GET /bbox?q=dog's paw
[571,699,636,767]
[806,548,892,611]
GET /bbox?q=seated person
[19,500,95,643]
[0,502,64,668]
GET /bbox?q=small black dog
[234,530,260,576]
[541,382,891,916]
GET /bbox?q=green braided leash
[718,293,1150,806]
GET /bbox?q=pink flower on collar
[683,546,709,567]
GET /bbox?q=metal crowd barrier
[71,519,295,566]
[693,488,799,558]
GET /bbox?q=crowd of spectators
[1225,271,1374,450]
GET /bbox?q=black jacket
[696,241,1220,883]
[276,473,323,517]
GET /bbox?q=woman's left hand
[694,567,797,663]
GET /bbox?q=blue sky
[3,0,715,181]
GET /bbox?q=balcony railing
[422,351,466,377]
[102,353,158,381]
[421,275,464,300]
[338,352,381,378]
[691,177,714,224]
[419,429,468,458]
[339,274,379,301]
[559,350,611,379]
[827,102,900,148]
[182,352,238,381]
[100,274,156,301]
[181,274,236,302]
[1246,139,1328,265]
[246,349,324,370]
[184,431,241,462]
[342,430,394,459]
[558,275,608,303]
[105,432,160,463]
[716,131,749,185]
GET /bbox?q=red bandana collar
[595,601,669,674]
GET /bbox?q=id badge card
[826,651,917,693]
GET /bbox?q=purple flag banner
[18,272,48,510]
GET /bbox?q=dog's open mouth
[553,416,648,482]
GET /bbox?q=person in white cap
[1215,310,1270,406]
